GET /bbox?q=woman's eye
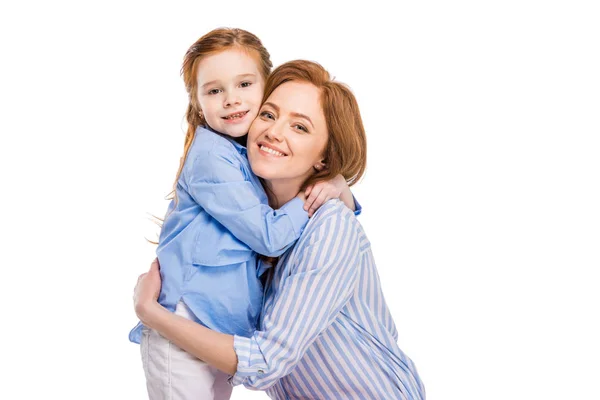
[208,88,221,95]
[294,124,308,133]
[260,111,275,119]
[240,81,252,88]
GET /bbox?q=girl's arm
[134,204,361,389]
[184,141,308,257]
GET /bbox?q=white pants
[140,301,233,400]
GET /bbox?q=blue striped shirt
[231,200,426,399]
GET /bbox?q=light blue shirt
[231,200,424,400]
[130,126,315,342]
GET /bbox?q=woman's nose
[265,123,284,141]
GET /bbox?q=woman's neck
[264,179,302,209]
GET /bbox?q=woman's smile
[257,141,288,157]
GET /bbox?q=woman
[134,60,425,399]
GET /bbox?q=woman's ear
[313,159,327,172]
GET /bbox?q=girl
[129,28,359,399]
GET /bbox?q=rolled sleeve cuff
[279,197,309,237]
[229,335,268,387]
[353,196,362,216]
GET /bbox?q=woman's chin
[250,163,274,181]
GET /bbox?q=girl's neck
[204,123,248,147]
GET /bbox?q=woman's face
[247,81,329,189]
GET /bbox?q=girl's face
[196,49,265,138]
[247,81,328,188]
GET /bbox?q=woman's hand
[133,258,162,324]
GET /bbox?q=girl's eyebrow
[201,73,257,89]
[237,73,257,80]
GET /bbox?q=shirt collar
[202,124,247,156]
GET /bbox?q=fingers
[149,258,160,273]
[308,191,330,217]
[304,185,323,213]
[134,273,147,297]
[305,185,313,198]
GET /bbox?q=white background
[1,1,599,399]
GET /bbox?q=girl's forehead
[196,49,262,83]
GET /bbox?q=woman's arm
[134,260,238,375]
[134,204,361,386]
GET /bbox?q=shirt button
[257,369,264,374]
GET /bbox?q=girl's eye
[240,81,252,88]
[260,111,275,120]
[294,124,308,133]
[208,88,221,95]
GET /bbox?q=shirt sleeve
[183,143,309,257]
[353,195,362,216]
[229,206,361,390]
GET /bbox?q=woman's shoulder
[290,199,371,266]
[312,198,354,220]
[303,199,367,242]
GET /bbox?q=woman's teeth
[260,145,285,157]
[224,112,246,120]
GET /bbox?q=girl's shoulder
[180,126,254,186]
[183,128,246,176]
[190,126,238,157]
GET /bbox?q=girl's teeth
[226,112,245,119]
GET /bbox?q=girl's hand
[303,174,354,217]
[133,258,162,323]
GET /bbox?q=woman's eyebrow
[263,102,280,112]
[291,112,314,128]
[263,102,314,128]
